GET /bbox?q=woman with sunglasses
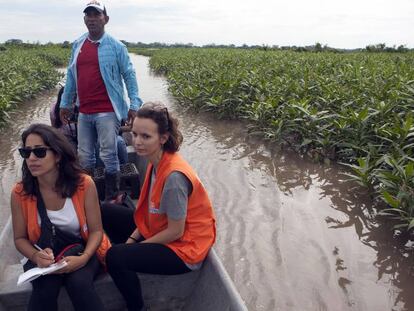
[102,102,216,311]
[10,123,110,310]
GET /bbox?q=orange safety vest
[134,152,216,264]
[13,174,111,266]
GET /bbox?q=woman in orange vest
[11,123,110,310]
[103,102,216,311]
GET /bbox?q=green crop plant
[0,45,69,125]
[147,48,414,232]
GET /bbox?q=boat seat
[0,267,201,311]
[93,162,140,200]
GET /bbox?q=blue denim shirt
[61,32,143,121]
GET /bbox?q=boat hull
[0,150,247,310]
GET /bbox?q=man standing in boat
[60,1,142,202]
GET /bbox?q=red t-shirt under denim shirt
[77,39,114,114]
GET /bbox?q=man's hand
[127,109,137,126]
[59,108,73,125]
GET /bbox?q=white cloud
[0,0,413,48]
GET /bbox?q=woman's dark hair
[21,123,82,197]
[53,86,78,129]
[53,86,65,129]
[136,102,183,152]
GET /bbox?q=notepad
[17,261,68,286]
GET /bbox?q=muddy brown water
[0,55,413,311]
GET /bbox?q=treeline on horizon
[1,38,413,53]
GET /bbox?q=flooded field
[0,55,412,311]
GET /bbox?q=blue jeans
[96,136,128,168]
[78,112,120,174]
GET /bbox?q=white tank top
[37,198,81,238]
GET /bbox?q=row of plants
[128,47,158,57]
[146,48,414,232]
[0,45,69,125]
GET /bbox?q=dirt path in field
[0,55,413,311]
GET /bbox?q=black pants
[100,202,136,244]
[28,255,104,311]
[101,203,191,311]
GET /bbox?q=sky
[0,0,413,49]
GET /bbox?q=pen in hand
[33,244,43,252]
[33,244,55,265]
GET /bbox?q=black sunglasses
[18,147,52,159]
